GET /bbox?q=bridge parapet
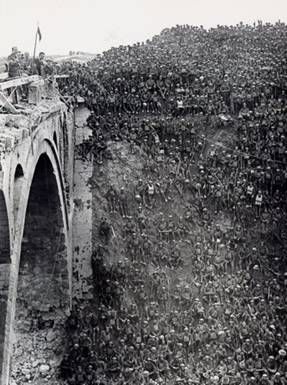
[0,75,60,113]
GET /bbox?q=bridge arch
[14,153,70,355]
[1,138,71,384]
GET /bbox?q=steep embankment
[61,113,287,384]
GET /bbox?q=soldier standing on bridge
[7,47,25,103]
[34,52,46,76]
[8,47,21,78]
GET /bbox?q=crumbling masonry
[0,83,75,385]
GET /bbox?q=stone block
[22,128,30,139]
[28,84,41,105]
[5,136,14,150]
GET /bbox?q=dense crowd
[59,22,287,385]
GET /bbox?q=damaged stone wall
[0,93,74,384]
[72,106,93,299]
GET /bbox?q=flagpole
[33,29,38,62]
[32,25,40,74]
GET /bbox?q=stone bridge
[0,79,74,384]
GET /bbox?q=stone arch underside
[11,153,70,380]
[13,164,25,225]
[53,131,58,149]
[0,191,10,379]
[0,191,10,264]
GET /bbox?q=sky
[0,0,286,57]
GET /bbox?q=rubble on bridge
[0,74,67,162]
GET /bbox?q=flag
[33,25,42,60]
[37,26,42,42]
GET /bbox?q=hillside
[56,24,287,385]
